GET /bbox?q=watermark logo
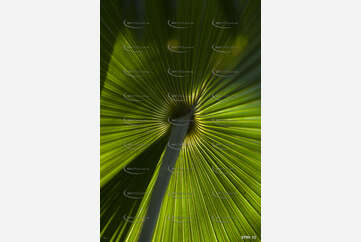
[168,166,193,174]
[211,93,243,102]
[167,68,193,78]
[123,45,150,53]
[167,141,184,150]
[212,69,240,78]
[123,167,150,175]
[211,92,252,103]
[211,93,228,101]
[212,44,239,54]
[208,119,229,127]
[167,93,191,102]
[167,141,194,150]
[122,142,148,150]
[123,19,150,29]
[122,93,149,102]
[211,215,237,224]
[167,44,194,53]
[167,167,193,182]
[123,190,146,199]
[167,215,192,223]
[168,192,193,199]
[211,19,238,29]
[212,191,237,199]
[167,20,194,29]
[123,215,149,223]
[168,117,193,126]
[122,117,150,125]
[212,166,235,175]
[241,235,257,240]
[123,70,151,78]
[211,142,231,151]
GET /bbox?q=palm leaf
[101,0,261,241]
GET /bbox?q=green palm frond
[101,0,260,241]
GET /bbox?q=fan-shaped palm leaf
[101,0,260,241]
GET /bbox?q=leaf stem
[137,111,192,242]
